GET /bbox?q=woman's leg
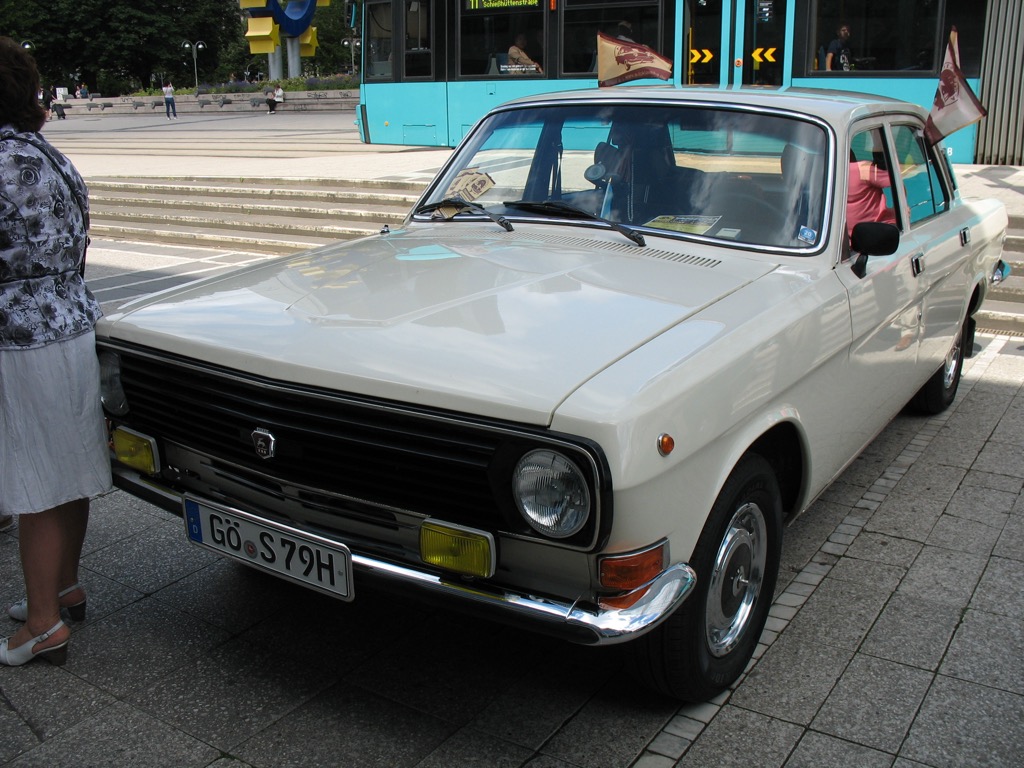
[6,501,79,651]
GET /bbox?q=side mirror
[849,222,900,278]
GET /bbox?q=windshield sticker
[445,169,495,202]
[646,215,722,234]
[798,226,817,244]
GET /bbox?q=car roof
[493,85,927,127]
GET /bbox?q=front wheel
[627,453,783,701]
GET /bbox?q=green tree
[2,0,245,94]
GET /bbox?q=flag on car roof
[925,27,987,145]
[597,32,672,88]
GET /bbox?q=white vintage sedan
[96,87,1009,701]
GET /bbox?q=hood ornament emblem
[251,428,276,460]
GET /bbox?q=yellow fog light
[112,427,160,475]
[420,521,495,578]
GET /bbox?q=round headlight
[98,350,129,416]
[513,449,591,539]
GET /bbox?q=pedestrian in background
[266,83,284,113]
[0,36,111,667]
[162,80,177,119]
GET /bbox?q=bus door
[684,0,792,88]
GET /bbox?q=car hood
[100,224,779,424]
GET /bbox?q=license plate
[183,497,353,600]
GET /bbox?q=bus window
[460,2,545,77]
[405,1,432,78]
[562,1,662,76]
[366,1,394,80]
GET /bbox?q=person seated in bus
[508,34,543,74]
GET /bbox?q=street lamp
[20,40,35,51]
[181,40,206,90]
[342,37,361,74]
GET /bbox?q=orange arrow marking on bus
[690,48,714,63]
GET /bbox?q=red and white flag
[925,27,986,145]
[597,32,672,88]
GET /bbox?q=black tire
[627,453,783,701]
[911,320,965,414]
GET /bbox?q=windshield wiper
[503,200,646,247]
[414,197,513,232]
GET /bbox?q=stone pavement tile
[782,578,891,652]
[810,655,932,753]
[826,556,906,591]
[347,610,518,728]
[0,660,116,748]
[818,479,872,507]
[972,440,1024,479]
[785,731,895,768]
[234,684,456,768]
[942,389,1011,437]
[864,496,943,543]
[994,515,1024,562]
[151,557,301,633]
[970,556,1024,619]
[901,676,1024,768]
[925,513,1001,556]
[728,633,853,725]
[518,757,580,768]
[780,499,851,576]
[961,469,1023,495]
[919,428,986,470]
[66,599,231,698]
[860,594,962,671]
[896,546,987,609]
[400,725,534,768]
[468,636,613,750]
[943,483,1016,528]
[124,631,345,752]
[886,462,966,506]
[81,517,220,595]
[941,609,1024,695]
[991,399,1024,443]
[4,701,219,768]
[85,489,174,553]
[207,759,254,768]
[844,532,923,568]
[676,706,803,767]
[538,673,678,768]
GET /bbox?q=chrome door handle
[911,254,925,276]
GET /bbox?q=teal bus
[355,0,1001,162]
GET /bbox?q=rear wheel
[911,320,965,414]
[627,453,782,701]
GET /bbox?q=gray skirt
[0,330,112,515]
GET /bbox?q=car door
[886,122,971,373]
[835,122,928,430]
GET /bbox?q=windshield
[423,102,831,250]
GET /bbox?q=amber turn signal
[599,542,667,591]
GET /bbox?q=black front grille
[108,345,607,545]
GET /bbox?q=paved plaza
[1,110,1022,767]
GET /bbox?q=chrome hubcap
[706,502,767,657]
[943,330,962,390]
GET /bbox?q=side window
[889,124,950,226]
[846,127,898,238]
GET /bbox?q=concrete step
[86,176,425,255]
[976,300,1024,337]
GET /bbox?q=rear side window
[889,124,950,226]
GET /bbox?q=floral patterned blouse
[0,127,100,349]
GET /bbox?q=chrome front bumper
[111,465,697,646]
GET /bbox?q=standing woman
[162,80,177,119]
[0,37,111,666]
